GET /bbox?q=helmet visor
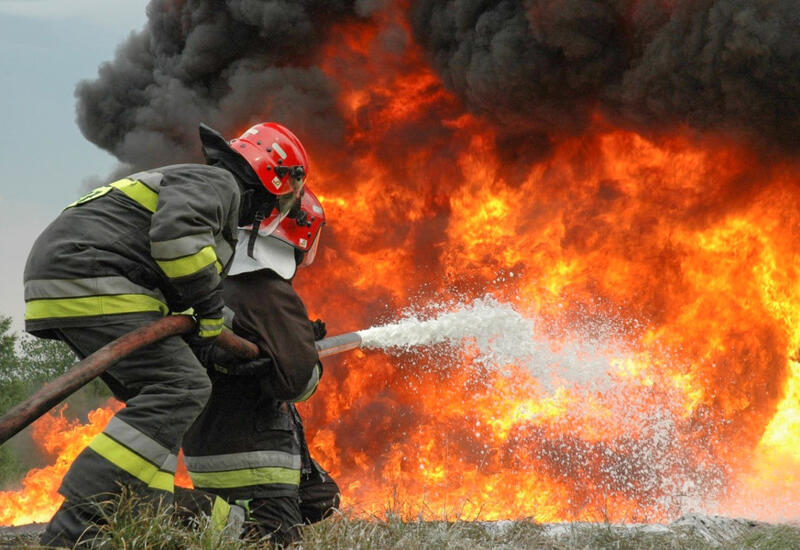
[258,167,306,236]
[299,227,323,268]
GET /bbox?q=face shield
[299,226,323,268]
[257,165,306,236]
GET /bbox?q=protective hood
[198,123,261,189]
[228,228,297,280]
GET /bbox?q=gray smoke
[410,0,800,150]
[75,0,357,170]
[76,0,800,171]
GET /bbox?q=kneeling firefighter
[25,121,309,547]
[181,187,340,545]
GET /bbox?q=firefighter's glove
[311,318,327,341]
[186,293,225,367]
[229,356,274,377]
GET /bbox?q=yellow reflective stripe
[294,381,318,403]
[89,433,174,493]
[156,245,217,278]
[211,496,231,531]
[149,470,176,492]
[25,294,169,320]
[294,364,321,403]
[110,179,159,212]
[66,186,113,208]
[198,317,224,338]
[214,260,223,274]
[189,467,301,489]
[198,328,223,338]
[184,450,300,472]
[24,276,167,302]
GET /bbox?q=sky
[0,0,150,332]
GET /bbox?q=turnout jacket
[23,165,240,336]
[182,269,321,499]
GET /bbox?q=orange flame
[4,1,800,527]
[0,401,194,527]
[294,3,800,523]
[0,401,121,526]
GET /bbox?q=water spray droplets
[357,294,636,389]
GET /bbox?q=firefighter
[24,122,310,547]
[182,188,340,546]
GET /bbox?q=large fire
[0,401,194,527]
[297,4,800,523]
[0,402,121,525]
[2,0,800,529]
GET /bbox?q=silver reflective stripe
[162,453,178,473]
[293,363,321,402]
[151,233,215,261]
[103,417,176,472]
[128,170,164,192]
[24,277,167,302]
[215,237,234,267]
[184,450,301,473]
[222,306,235,330]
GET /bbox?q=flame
[294,3,800,523]
[4,1,800,527]
[0,401,194,527]
[0,401,121,526]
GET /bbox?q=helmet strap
[247,204,269,259]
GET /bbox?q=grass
[298,514,718,549]
[2,493,799,549]
[85,490,251,550]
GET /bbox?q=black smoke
[76,0,800,172]
[410,0,800,151]
[75,0,358,171]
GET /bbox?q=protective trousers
[183,396,340,545]
[41,317,211,547]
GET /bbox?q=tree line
[0,316,108,488]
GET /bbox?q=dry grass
[2,493,799,549]
[297,512,716,550]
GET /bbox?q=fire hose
[0,315,362,446]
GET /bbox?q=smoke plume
[76,0,800,168]
[75,0,358,170]
[410,0,800,150]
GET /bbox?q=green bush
[0,316,110,488]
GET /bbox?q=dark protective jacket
[182,270,321,499]
[23,164,240,336]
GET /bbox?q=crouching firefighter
[181,187,340,546]
[24,121,309,548]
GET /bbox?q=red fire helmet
[262,188,326,268]
[229,122,309,196]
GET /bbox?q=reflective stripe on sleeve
[89,433,175,493]
[156,245,218,279]
[151,233,216,261]
[293,363,321,403]
[110,179,159,212]
[197,317,224,338]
